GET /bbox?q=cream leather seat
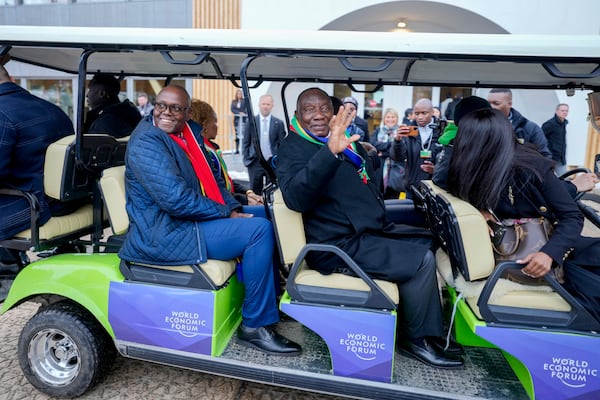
[418,181,599,330]
[5,135,95,250]
[271,189,399,308]
[99,166,236,289]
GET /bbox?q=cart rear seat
[1,135,97,251]
[99,166,236,290]
[418,180,599,331]
[271,187,398,382]
[271,188,398,308]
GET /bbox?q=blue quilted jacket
[118,117,241,265]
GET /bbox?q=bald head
[413,98,434,126]
[153,85,191,134]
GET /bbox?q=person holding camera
[389,98,442,198]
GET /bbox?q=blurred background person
[542,103,570,175]
[230,88,247,154]
[136,92,153,118]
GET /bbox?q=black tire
[17,301,116,398]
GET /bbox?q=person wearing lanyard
[390,98,443,198]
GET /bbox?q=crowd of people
[1,54,599,364]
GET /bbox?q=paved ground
[0,153,347,400]
[0,302,347,400]
[1,155,599,399]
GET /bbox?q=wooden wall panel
[192,0,241,153]
[585,123,600,171]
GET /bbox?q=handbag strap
[492,224,524,257]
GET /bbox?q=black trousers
[247,160,273,195]
[397,250,444,339]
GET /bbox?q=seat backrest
[44,134,129,203]
[420,181,495,281]
[44,135,91,202]
[271,189,307,265]
[100,166,129,235]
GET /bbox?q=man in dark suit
[84,73,141,138]
[242,94,286,194]
[276,87,463,369]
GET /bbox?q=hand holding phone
[397,125,419,137]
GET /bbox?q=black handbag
[385,158,406,193]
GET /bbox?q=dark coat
[230,99,247,136]
[542,114,568,164]
[241,114,286,167]
[369,125,397,160]
[118,117,241,266]
[494,156,583,266]
[276,131,432,282]
[389,121,442,190]
[495,154,600,321]
[510,108,552,158]
[354,116,369,141]
[0,82,74,240]
[84,99,141,138]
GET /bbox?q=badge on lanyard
[420,149,432,159]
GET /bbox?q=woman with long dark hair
[447,108,600,321]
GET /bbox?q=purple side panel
[477,326,600,400]
[109,281,215,355]
[282,302,395,382]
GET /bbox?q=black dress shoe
[398,338,464,369]
[427,336,465,356]
[238,324,301,356]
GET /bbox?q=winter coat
[542,114,568,165]
[0,82,74,239]
[118,117,240,266]
[276,131,432,282]
[389,122,442,191]
[510,108,552,158]
[84,99,141,138]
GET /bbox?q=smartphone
[407,126,419,136]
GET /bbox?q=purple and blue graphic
[282,302,396,382]
[109,282,215,355]
[477,326,600,399]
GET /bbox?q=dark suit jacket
[495,154,583,266]
[542,114,568,164]
[276,131,432,281]
[0,82,74,239]
[241,114,286,167]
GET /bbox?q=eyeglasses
[155,103,188,115]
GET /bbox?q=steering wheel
[558,167,592,201]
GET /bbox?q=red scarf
[170,122,225,204]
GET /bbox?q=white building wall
[242,0,600,167]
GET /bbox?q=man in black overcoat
[276,87,463,369]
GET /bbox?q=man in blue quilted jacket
[119,85,300,356]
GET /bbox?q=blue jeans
[200,216,279,328]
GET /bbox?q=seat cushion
[13,204,93,240]
[133,259,237,287]
[295,263,400,304]
[466,291,571,320]
[436,249,571,319]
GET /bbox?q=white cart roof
[2,25,600,89]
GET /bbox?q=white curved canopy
[2,25,600,89]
